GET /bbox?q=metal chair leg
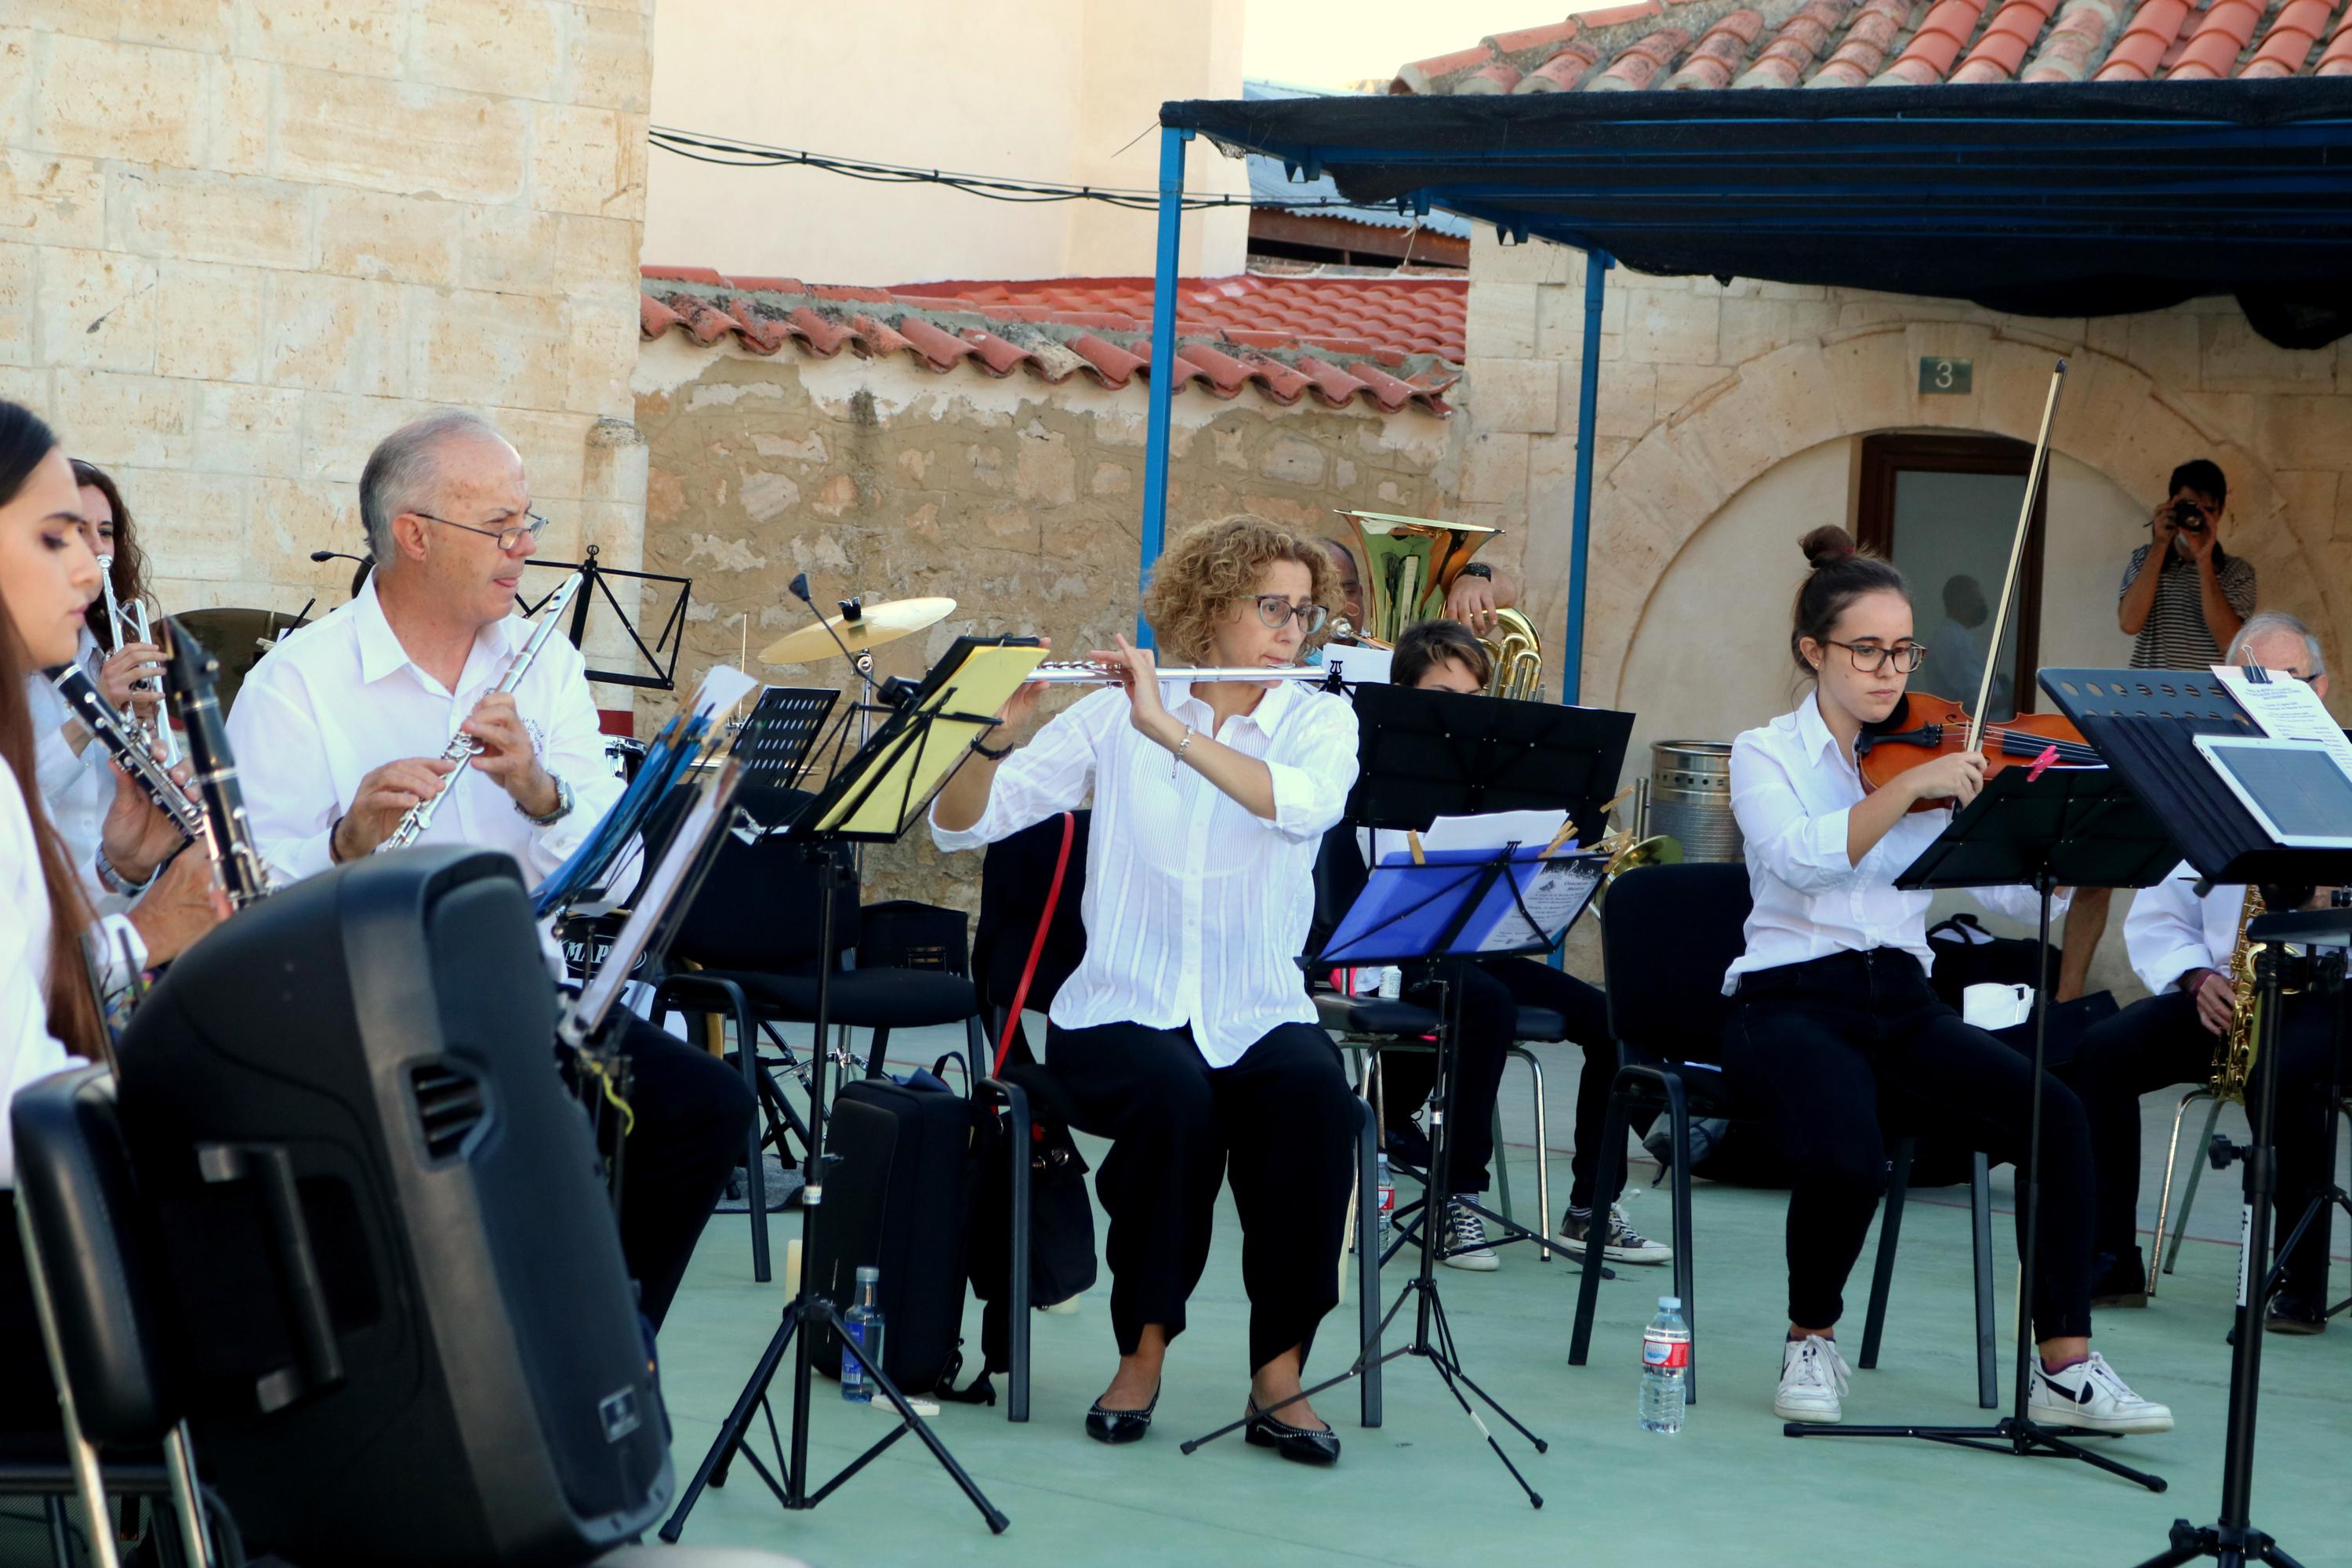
[1508,1046,1554,1261]
[1356,1098,1383,1429]
[1491,1102,1514,1227]
[1568,1074,1636,1367]
[1859,1137,1915,1372]
[1661,1073,1697,1405]
[2152,1089,2220,1291]
[162,1424,213,1568]
[1970,1152,1998,1409]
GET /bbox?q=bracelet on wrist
[969,735,1013,762]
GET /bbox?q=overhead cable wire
[646,125,1396,215]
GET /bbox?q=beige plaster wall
[1454,229,2352,731]
[0,1,657,641]
[633,332,1454,909]
[644,0,1248,284]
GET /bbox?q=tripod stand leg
[819,1305,1009,1533]
[662,1303,803,1541]
[1425,1289,1546,1454]
[1354,1098,1383,1428]
[2019,1422,2169,1492]
[1419,1326,1543,1508]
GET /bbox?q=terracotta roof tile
[641,270,1463,416]
[1398,0,2350,93]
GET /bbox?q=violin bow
[1966,360,2067,757]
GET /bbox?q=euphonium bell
[1332,509,1545,700]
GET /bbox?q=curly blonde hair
[1142,514,1335,665]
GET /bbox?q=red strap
[994,812,1075,1076]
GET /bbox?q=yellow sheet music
[817,642,1048,835]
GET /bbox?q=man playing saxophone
[2066,613,2341,1330]
[227,409,753,1330]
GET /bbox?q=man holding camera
[2116,459,2256,669]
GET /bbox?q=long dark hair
[71,458,144,647]
[1,403,103,1059]
[1790,524,1907,679]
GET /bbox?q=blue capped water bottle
[841,1265,885,1403]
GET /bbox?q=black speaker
[114,848,672,1566]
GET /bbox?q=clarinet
[160,618,272,908]
[47,665,205,840]
[377,568,588,854]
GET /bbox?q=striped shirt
[2118,543,2256,670]
[930,679,1359,1068]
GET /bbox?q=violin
[1852,357,2101,812]
[1857,692,2099,812]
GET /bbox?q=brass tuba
[1331,510,1546,700]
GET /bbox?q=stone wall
[1458,228,2352,726]
[0,2,655,632]
[634,332,1457,912]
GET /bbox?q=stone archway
[1514,318,2337,710]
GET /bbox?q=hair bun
[1800,524,1858,570]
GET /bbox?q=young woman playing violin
[1720,525,2172,1435]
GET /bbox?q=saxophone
[2209,884,2264,1105]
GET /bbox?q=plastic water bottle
[1377,966,1403,1000]
[1640,1296,1690,1435]
[1375,1152,1395,1251]
[840,1265,885,1403]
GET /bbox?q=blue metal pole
[1137,125,1191,650]
[1563,249,1611,707]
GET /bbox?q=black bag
[1925,913,2055,1011]
[964,1109,1096,1377]
[807,1077,980,1395]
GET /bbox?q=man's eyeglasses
[1821,637,1926,675]
[412,510,550,553]
[1255,595,1330,635]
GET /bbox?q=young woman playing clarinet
[0,401,226,1439]
[28,459,169,895]
[932,514,1362,1465]
[1722,524,2172,1433]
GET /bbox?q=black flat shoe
[1244,1399,1340,1465]
[1084,1383,1160,1444]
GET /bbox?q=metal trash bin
[1648,741,1744,863]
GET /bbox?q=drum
[1648,741,1743,863]
[173,607,302,715]
[604,735,648,782]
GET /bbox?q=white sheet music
[2210,665,2352,776]
[1478,855,1603,953]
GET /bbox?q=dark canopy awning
[1163,80,2352,348]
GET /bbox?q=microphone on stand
[311,549,374,599]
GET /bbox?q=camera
[2169,499,2209,532]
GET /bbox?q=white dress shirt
[2124,863,2238,996]
[1724,691,2060,993]
[3,764,82,1189]
[29,630,117,908]
[931,679,1359,1069]
[227,577,621,890]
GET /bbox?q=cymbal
[759,597,956,665]
[172,606,303,713]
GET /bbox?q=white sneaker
[2029,1352,2174,1435]
[1439,1200,1498,1272]
[1774,1334,1849,1425]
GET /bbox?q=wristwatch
[1456,563,1494,582]
[518,772,574,827]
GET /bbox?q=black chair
[1567,862,2000,1407]
[971,814,1386,1428]
[652,798,989,1281]
[7,1065,230,1568]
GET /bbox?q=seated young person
[1722,524,2171,1433]
[1370,620,1668,1270]
[2067,612,2339,1329]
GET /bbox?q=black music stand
[524,544,692,692]
[662,641,1039,1544]
[2037,671,2352,1567]
[1782,763,2176,1492]
[1181,837,1602,1506]
[732,685,839,832]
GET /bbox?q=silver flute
[377,568,589,853]
[48,665,205,840]
[1022,661,1335,685]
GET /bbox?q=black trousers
[1049,1018,1357,1374]
[610,1013,758,1328]
[2067,989,2341,1299]
[1385,960,1627,1208]
[0,1193,58,1448]
[1721,949,2096,1342]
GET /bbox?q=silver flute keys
[1021,661,1334,685]
[47,666,205,840]
[376,568,588,854]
